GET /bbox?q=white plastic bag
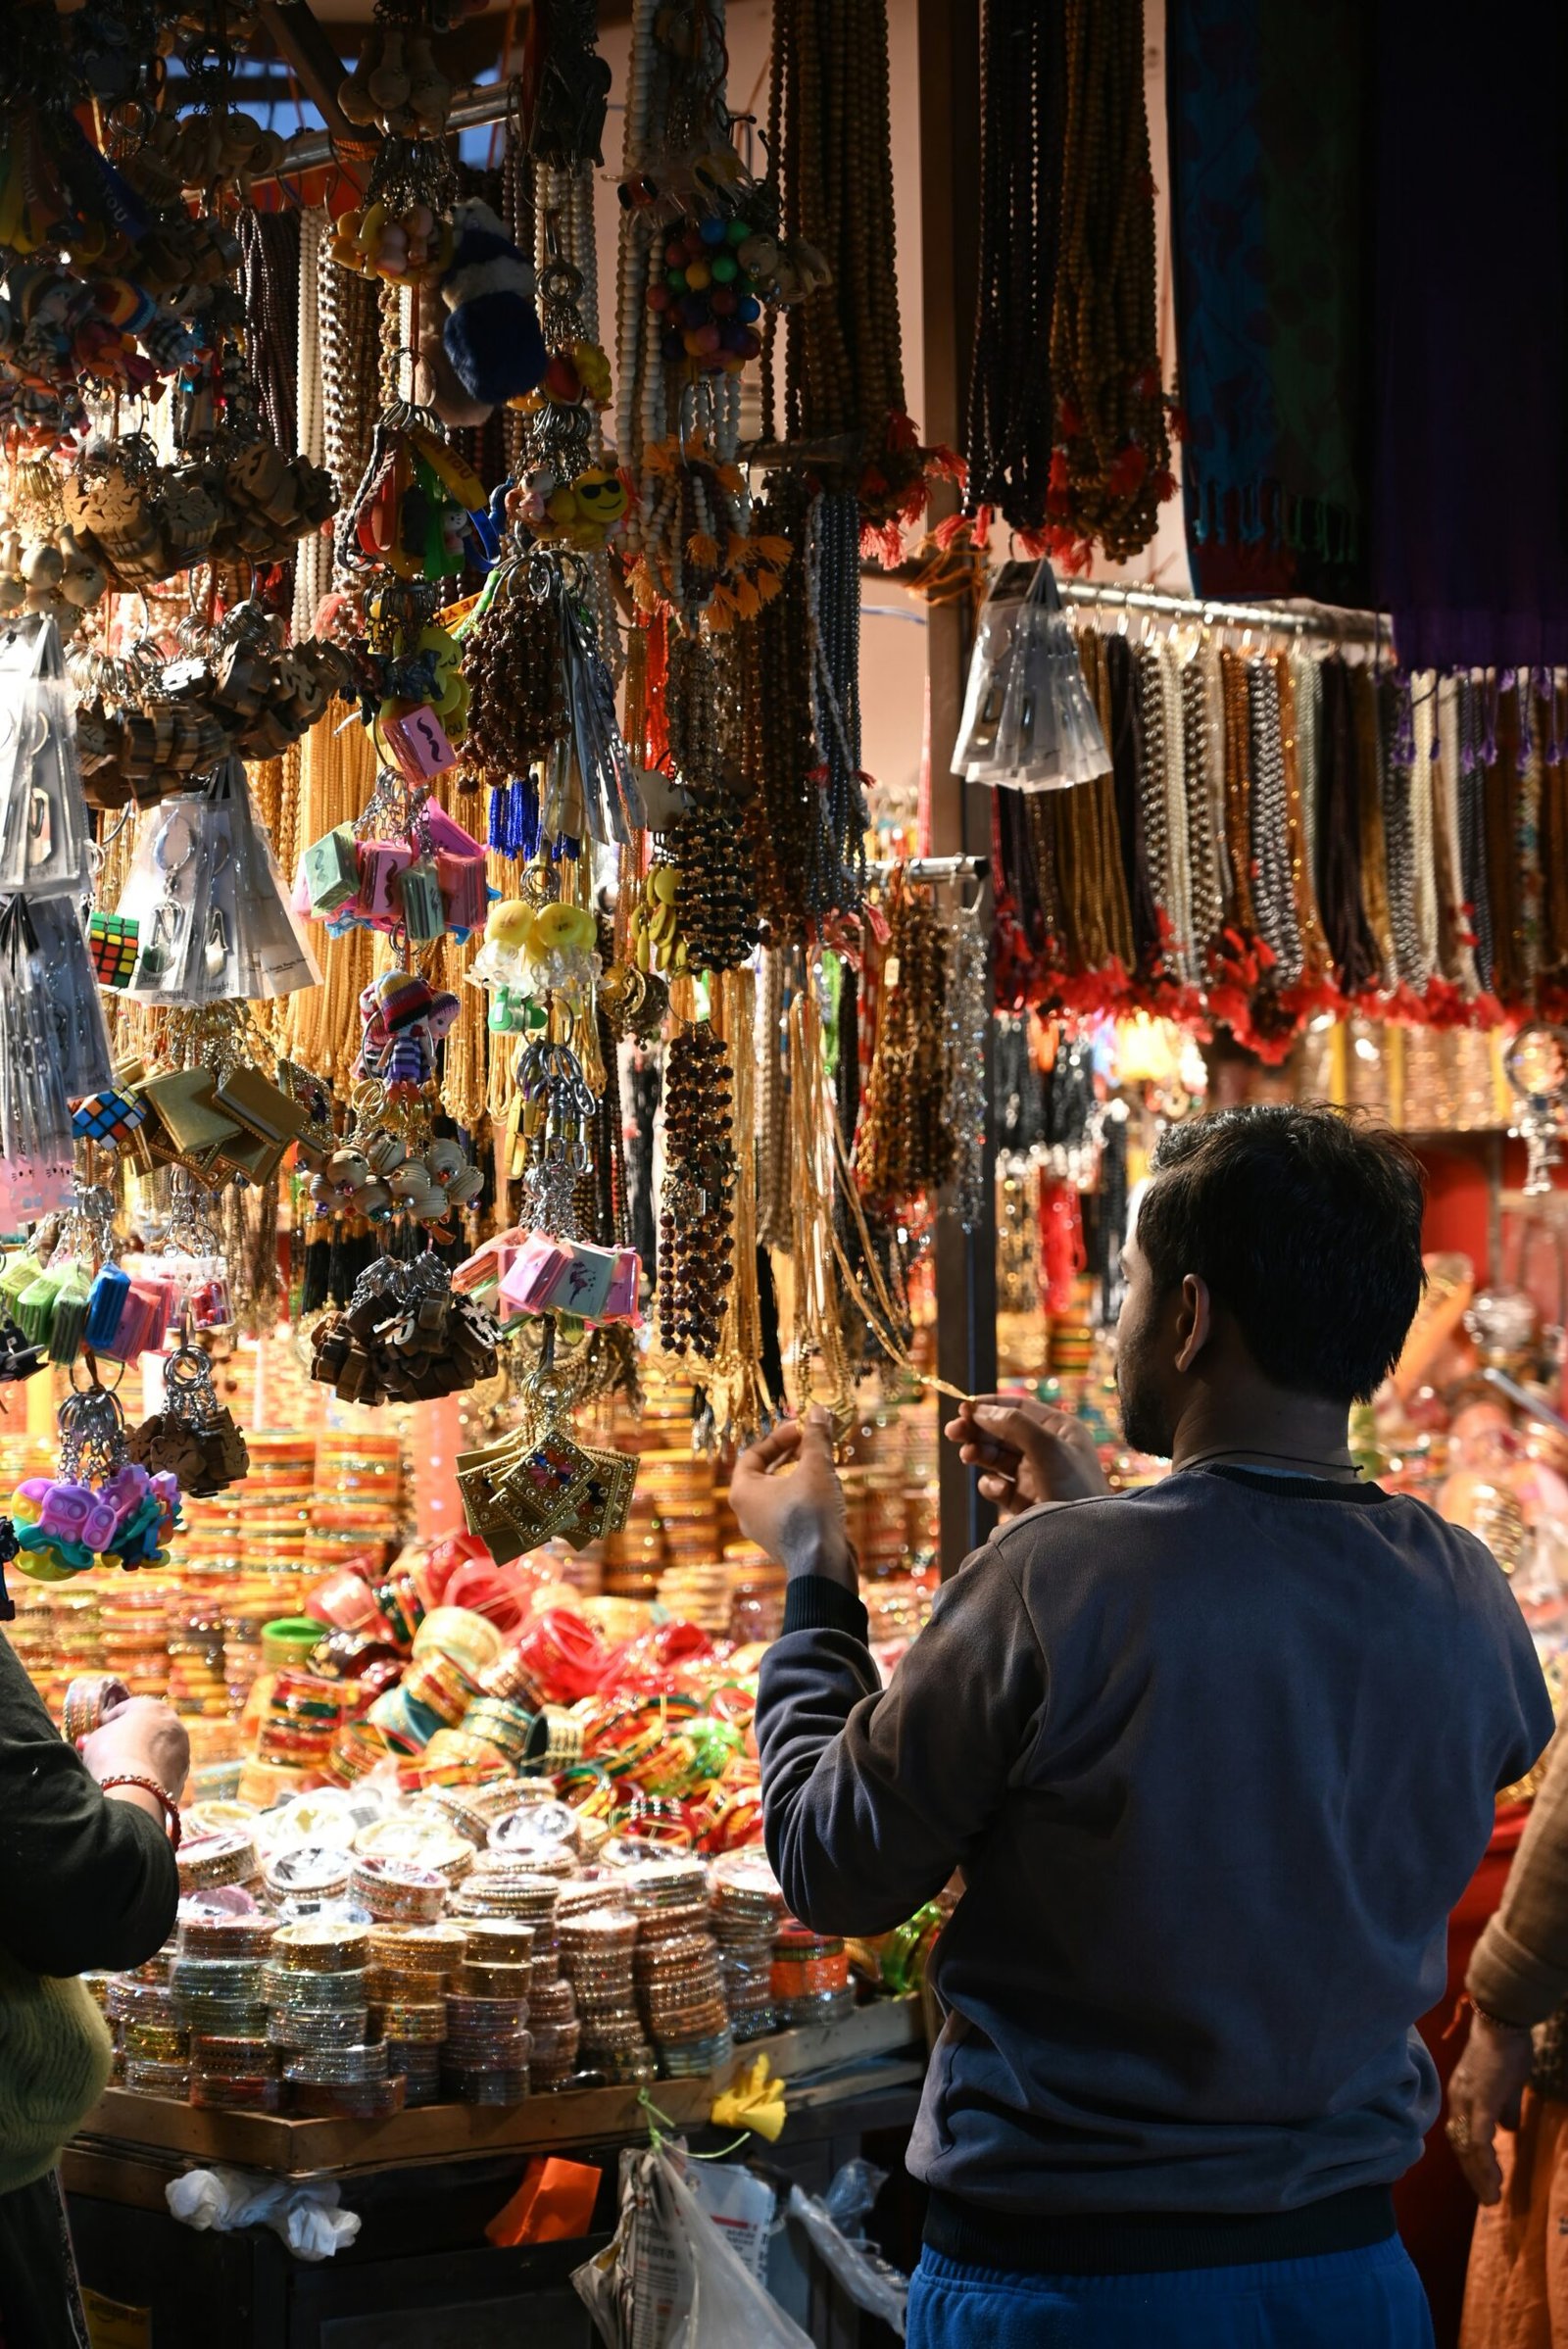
[788,2159,908,2336]
[166,2164,361,2261]
[573,2141,812,2349]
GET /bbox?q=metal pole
[916,0,991,1578]
[249,75,515,186]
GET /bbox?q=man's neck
[1168,1397,1355,1477]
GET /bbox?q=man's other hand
[729,1406,856,1589]
[944,1395,1110,1520]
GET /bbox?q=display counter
[64,1999,927,2349]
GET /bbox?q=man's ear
[1173,1273,1213,1375]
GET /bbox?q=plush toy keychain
[439,200,549,407]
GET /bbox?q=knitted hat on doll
[374,969,436,1034]
[439,200,548,406]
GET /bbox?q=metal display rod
[1057,577,1391,644]
[253,76,514,183]
[865,855,988,883]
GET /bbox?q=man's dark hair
[1138,1105,1426,1402]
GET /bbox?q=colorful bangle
[100,1773,181,1849]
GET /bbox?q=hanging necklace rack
[864,855,988,885]
[1056,577,1392,648]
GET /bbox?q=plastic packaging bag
[24,896,112,1098]
[953,560,1108,791]
[0,616,92,898]
[166,2164,361,2261]
[787,2159,907,2337]
[119,763,319,1003]
[951,570,1030,780]
[573,2140,812,2349]
[0,897,74,1222]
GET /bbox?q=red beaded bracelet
[99,1775,182,1850]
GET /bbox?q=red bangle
[99,1775,182,1850]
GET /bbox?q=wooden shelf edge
[73,2001,924,2180]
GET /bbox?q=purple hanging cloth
[1373,0,1568,667]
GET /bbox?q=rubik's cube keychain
[88,911,139,989]
[72,1088,147,1145]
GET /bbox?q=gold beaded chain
[710,964,773,1442]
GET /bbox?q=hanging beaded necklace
[1273,651,1332,999]
[768,0,948,554]
[1350,665,1396,992]
[1377,670,1426,996]
[1047,0,1173,565]
[962,0,1064,540]
[1428,673,1466,993]
[1247,656,1301,986]
[1180,643,1226,986]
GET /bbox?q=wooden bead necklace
[963,0,1065,542]
[1047,0,1173,565]
[767,0,951,555]
[855,876,953,1215]
[657,1018,737,1361]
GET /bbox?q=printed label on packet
[82,2290,153,2349]
[383,704,458,782]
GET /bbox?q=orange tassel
[754,534,794,567]
[686,531,720,569]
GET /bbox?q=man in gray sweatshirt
[733,1104,1551,2349]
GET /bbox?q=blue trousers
[906,2239,1437,2348]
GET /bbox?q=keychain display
[311,1252,500,1404]
[298,780,488,942]
[307,1132,480,1233]
[88,909,139,987]
[355,967,461,1092]
[512,1029,597,1238]
[119,1040,313,1189]
[62,428,337,596]
[456,1329,636,1560]
[129,1329,251,1498]
[504,242,621,555]
[456,1226,641,1329]
[9,1369,182,1581]
[75,618,354,811]
[338,391,495,588]
[468,888,600,1033]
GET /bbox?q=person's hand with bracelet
[78,1696,189,1845]
[1446,1994,1538,2204]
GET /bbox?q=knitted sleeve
[1469,1712,1568,2028]
[755,1547,1048,1936]
[0,1635,178,1978]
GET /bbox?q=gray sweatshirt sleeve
[754,1550,1049,1937]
